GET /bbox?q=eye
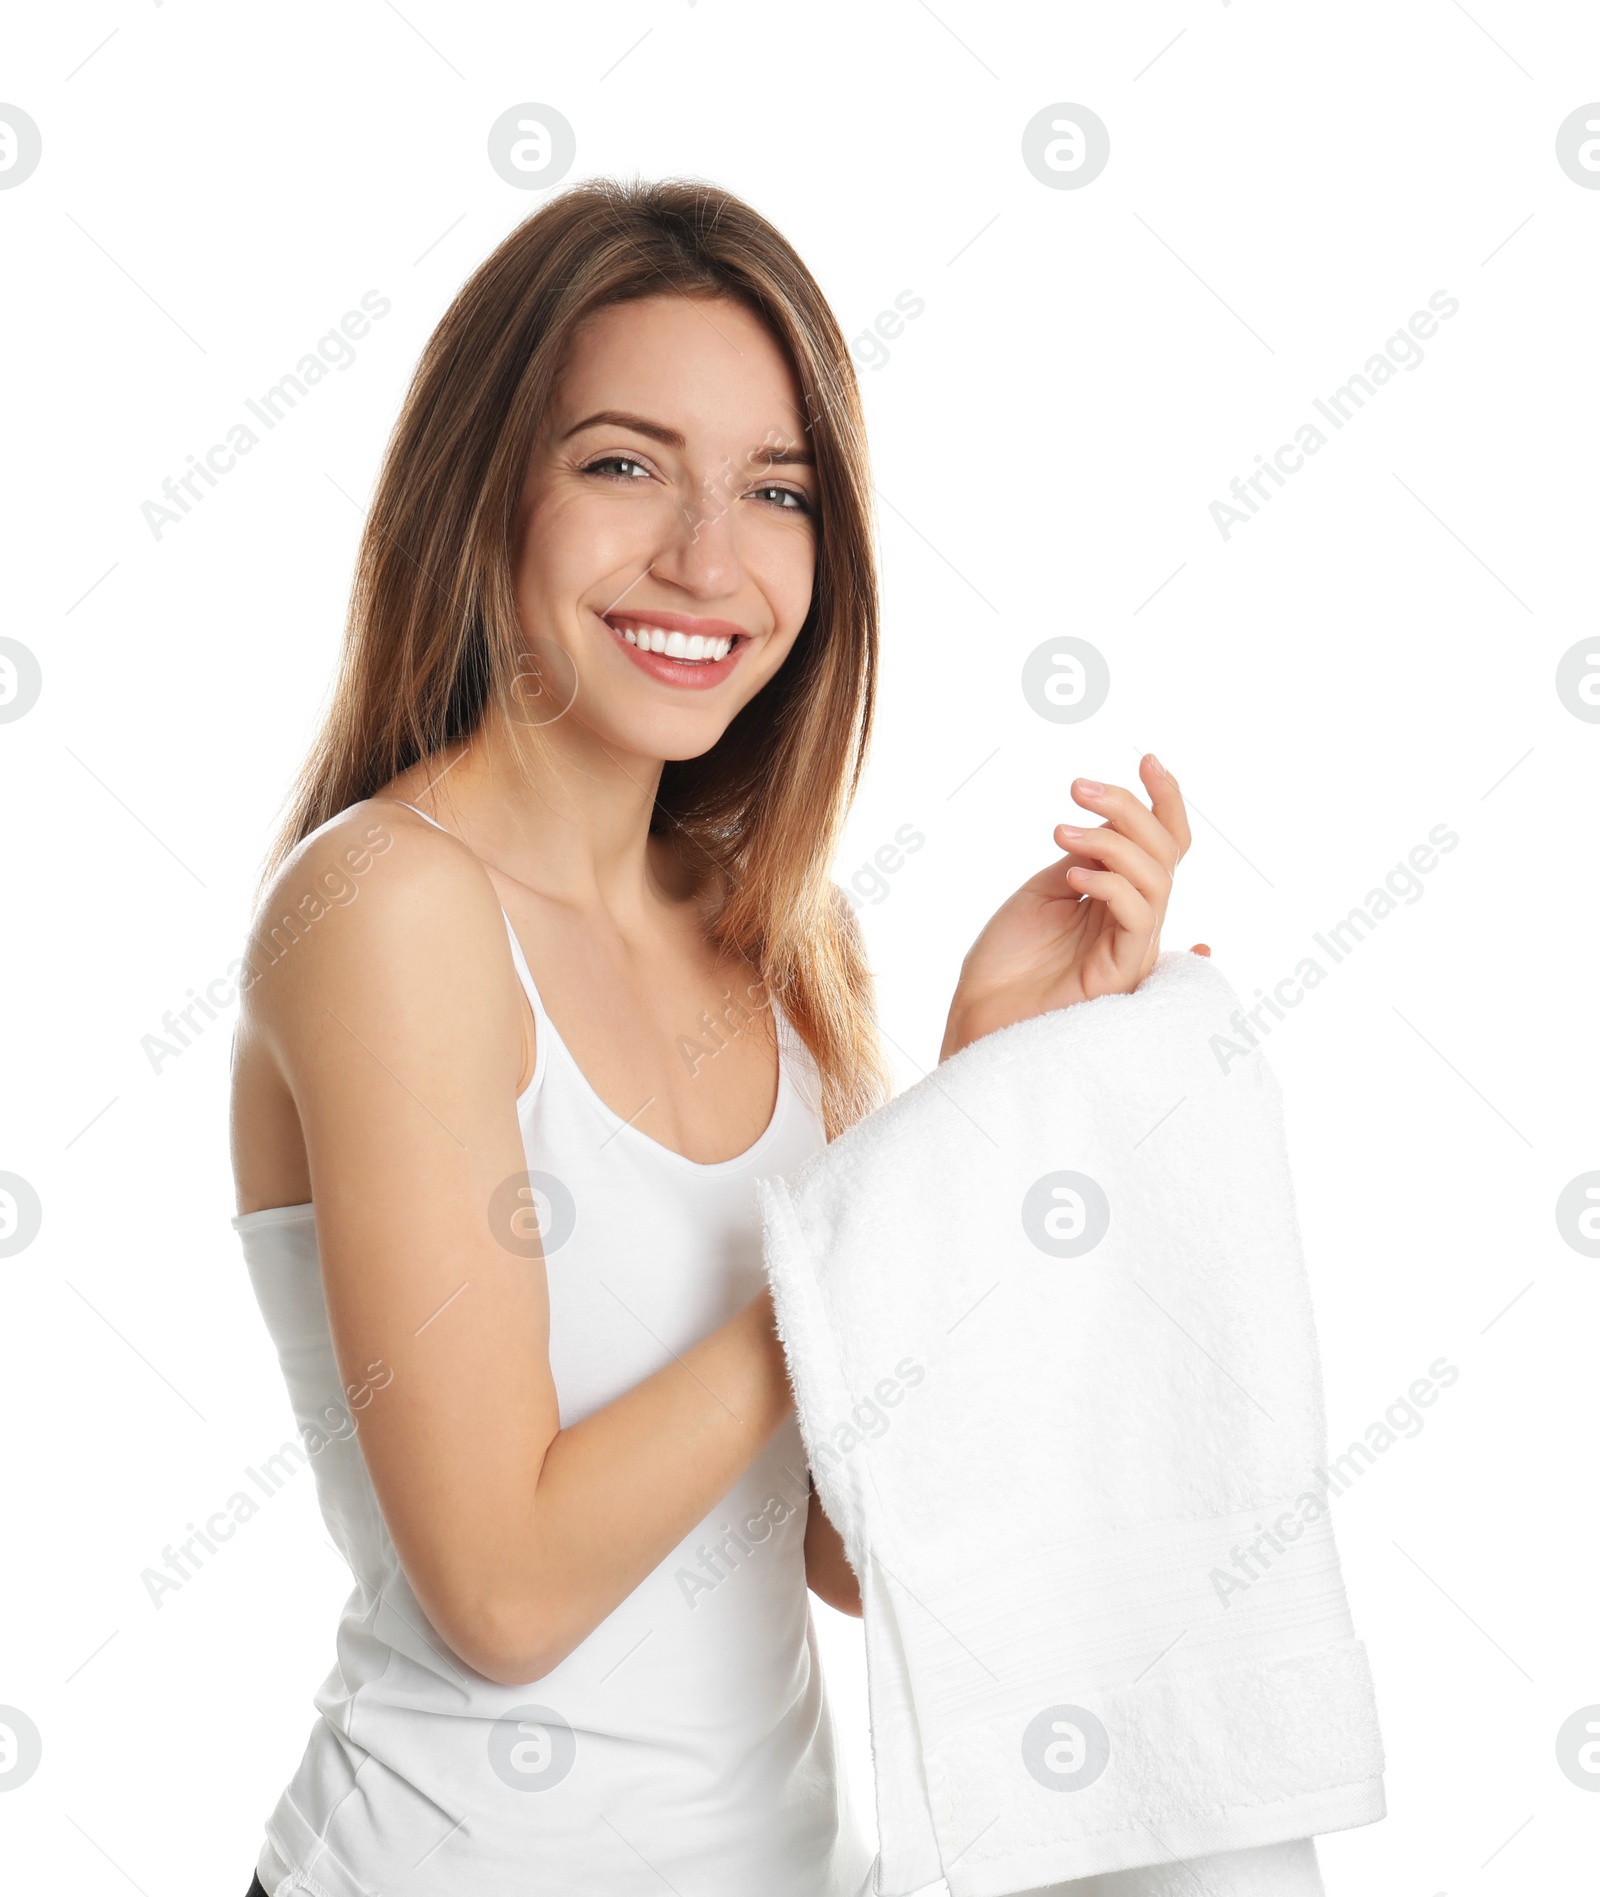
[752,483,812,514]
[582,454,811,515]
[582,453,653,481]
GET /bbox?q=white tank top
[235,805,874,1897]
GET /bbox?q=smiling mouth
[599,612,745,666]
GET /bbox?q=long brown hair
[267,176,893,1138]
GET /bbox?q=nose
[645,465,744,601]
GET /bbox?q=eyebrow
[561,408,814,467]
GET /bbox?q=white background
[2,4,1596,1893]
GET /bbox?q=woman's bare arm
[237,805,796,1685]
[803,1485,863,1616]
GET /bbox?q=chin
[589,704,737,765]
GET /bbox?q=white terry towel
[757,950,1386,1897]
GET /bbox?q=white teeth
[613,622,734,662]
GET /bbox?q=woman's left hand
[939,755,1199,1059]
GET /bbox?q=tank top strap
[389,798,453,835]
[495,906,551,1025]
[386,799,798,1075]
[388,800,550,1026]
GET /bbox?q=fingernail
[1076,779,1105,796]
[1145,754,1165,777]
[1059,825,1085,838]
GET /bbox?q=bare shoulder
[239,799,514,1047]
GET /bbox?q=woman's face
[513,292,818,762]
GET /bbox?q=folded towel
[1004,1836,1327,1896]
[757,949,1386,1897]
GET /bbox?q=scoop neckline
[536,1011,795,1176]
[234,1051,793,1230]
[232,807,803,1216]
[495,902,800,1176]
[233,994,800,1230]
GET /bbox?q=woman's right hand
[939,755,1202,1059]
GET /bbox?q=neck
[405,709,692,921]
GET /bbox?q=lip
[603,607,749,640]
[595,608,751,691]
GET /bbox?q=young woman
[230,176,1195,1897]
